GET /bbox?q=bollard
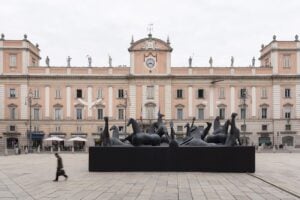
[72,146,74,153]
[50,146,53,153]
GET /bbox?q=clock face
[146,58,155,68]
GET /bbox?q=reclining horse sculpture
[127,118,161,146]
[109,125,132,146]
[205,119,230,144]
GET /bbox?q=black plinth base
[89,146,255,172]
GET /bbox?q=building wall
[0,35,300,152]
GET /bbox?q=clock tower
[128,34,173,75]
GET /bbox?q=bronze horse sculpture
[126,118,161,146]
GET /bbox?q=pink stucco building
[0,33,299,152]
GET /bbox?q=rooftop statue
[209,57,213,67]
[67,56,72,67]
[230,56,234,67]
[45,56,50,67]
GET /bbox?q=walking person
[53,153,68,181]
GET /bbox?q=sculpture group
[100,112,241,147]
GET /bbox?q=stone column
[129,85,136,118]
[87,86,92,118]
[0,85,4,119]
[209,87,214,118]
[20,84,28,119]
[230,86,235,114]
[165,85,172,120]
[66,86,71,118]
[108,86,113,118]
[45,86,50,118]
[251,86,256,117]
[296,85,300,118]
[272,85,280,119]
[188,86,193,117]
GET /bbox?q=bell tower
[128,34,172,75]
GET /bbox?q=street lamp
[241,89,248,146]
[27,89,33,153]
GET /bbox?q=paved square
[0,153,299,200]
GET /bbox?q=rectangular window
[9,125,16,132]
[147,86,154,99]
[118,89,124,98]
[33,108,39,120]
[197,89,204,98]
[283,55,290,68]
[97,108,103,120]
[55,126,61,132]
[219,87,225,99]
[261,108,267,119]
[262,125,268,131]
[55,89,61,99]
[241,108,246,119]
[261,88,267,98]
[77,126,82,132]
[9,88,16,98]
[285,124,291,131]
[97,88,103,99]
[177,126,183,132]
[285,88,291,98]
[177,89,183,98]
[9,55,17,67]
[55,108,62,120]
[118,108,124,120]
[219,108,225,120]
[240,88,247,98]
[76,108,82,120]
[33,89,39,98]
[198,108,204,120]
[177,108,183,120]
[10,107,16,120]
[76,89,82,98]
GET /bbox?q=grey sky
[0,0,299,67]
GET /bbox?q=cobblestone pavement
[0,153,299,200]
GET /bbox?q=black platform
[89,146,255,172]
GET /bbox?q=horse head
[231,113,238,118]
[127,118,134,127]
[110,125,117,131]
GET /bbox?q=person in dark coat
[53,153,68,181]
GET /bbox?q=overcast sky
[1,0,299,67]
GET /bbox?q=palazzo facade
[0,33,300,152]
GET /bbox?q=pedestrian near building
[53,153,68,181]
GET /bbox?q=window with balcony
[76,108,83,120]
[240,108,246,119]
[219,108,225,120]
[198,108,204,120]
[284,107,291,119]
[177,108,183,120]
[33,108,40,120]
[97,108,103,120]
[55,108,62,120]
[10,107,16,120]
[118,108,124,120]
[261,108,267,119]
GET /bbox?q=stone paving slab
[0,153,299,200]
